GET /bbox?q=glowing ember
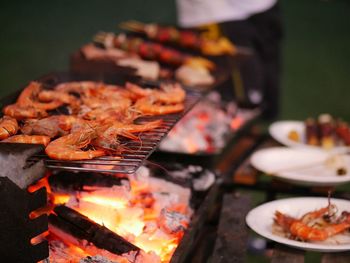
[46,166,192,262]
[159,91,259,153]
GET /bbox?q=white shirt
[177,0,277,27]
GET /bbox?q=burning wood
[46,166,194,262]
[49,171,128,193]
[50,205,140,255]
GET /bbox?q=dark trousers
[220,3,283,119]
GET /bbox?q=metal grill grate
[32,92,200,174]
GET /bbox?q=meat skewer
[119,20,236,56]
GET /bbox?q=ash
[80,255,120,263]
[166,165,216,191]
[158,208,190,234]
[159,91,259,154]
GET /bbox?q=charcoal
[49,171,128,192]
[49,205,140,256]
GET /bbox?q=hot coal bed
[0,142,222,263]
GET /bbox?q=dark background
[0,0,349,120]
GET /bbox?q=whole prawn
[16,81,62,110]
[274,204,350,241]
[21,115,78,138]
[2,135,51,146]
[3,104,48,120]
[126,82,186,104]
[82,107,141,123]
[45,129,105,160]
[3,82,61,119]
[93,119,162,151]
[0,116,18,140]
[54,81,98,95]
[38,89,80,109]
[134,97,184,115]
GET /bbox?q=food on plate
[119,20,236,56]
[305,118,319,146]
[319,114,335,149]
[337,167,347,176]
[1,81,186,160]
[336,121,350,145]
[273,200,350,242]
[287,129,300,142]
[290,114,350,149]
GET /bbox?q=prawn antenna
[144,159,170,175]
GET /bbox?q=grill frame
[1,72,202,174]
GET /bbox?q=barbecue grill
[0,70,264,262]
[1,72,201,174]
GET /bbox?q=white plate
[250,147,350,186]
[246,197,350,252]
[269,120,307,148]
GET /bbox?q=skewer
[119,20,146,33]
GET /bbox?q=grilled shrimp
[38,90,80,108]
[3,104,48,120]
[54,81,98,95]
[21,115,78,138]
[125,82,154,99]
[82,96,131,110]
[134,97,184,115]
[126,82,186,104]
[92,133,124,153]
[16,81,63,110]
[2,135,51,146]
[3,82,62,119]
[45,129,105,160]
[102,119,163,139]
[274,205,350,241]
[107,119,163,133]
[16,81,42,106]
[289,218,350,241]
[82,107,141,123]
[0,116,19,140]
[93,120,162,151]
[155,83,186,104]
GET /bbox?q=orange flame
[49,173,190,262]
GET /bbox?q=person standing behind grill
[176,0,283,120]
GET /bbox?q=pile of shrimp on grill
[273,201,350,242]
[0,81,186,160]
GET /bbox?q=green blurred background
[0,0,349,120]
[0,1,349,262]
